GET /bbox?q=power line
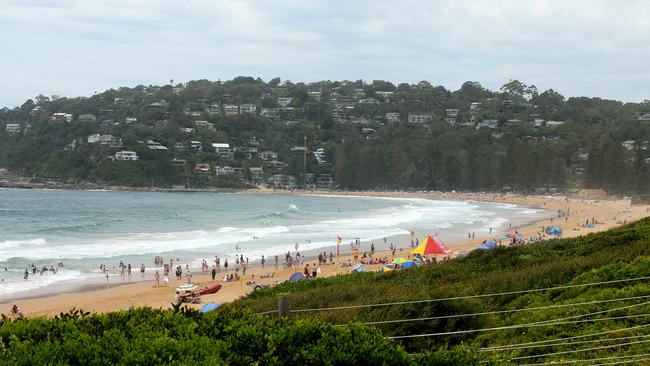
[388,313,650,339]
[481,324,650,350]
[516,353,650,366]
[510,339,650,361]
[589,359,650,366]
[277,276,650,314]
[331,294,650,327]
[527,300,650,326]
[483,334,650,352]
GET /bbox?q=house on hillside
[52,113,73,123]
[195,120,215,130]
[190,140,203,152]
[385,112,400,123]
[259,151,278,161]
[249,166,264,182]
[87,134,118,146]
[314,148,327,164]
[260,108,280,118]
[194,163,212,176]
[638,113,650,121]
[290,146,309,154]
[78,114,97,123]
[224,104,239,115]
[114,151,138,161]
[147,140,168,151]
[277,97,293,108]
[5,124,22,134]
[408,112,432,124]
[212,143,233,160]
[233,146,258,160]
[240,104,257,114]
[266,174,297,189]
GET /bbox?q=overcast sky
[1,0,649,107]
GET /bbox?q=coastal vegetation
[1,218,649,364]
[1,78,649,193]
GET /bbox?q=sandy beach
[2,191,648,318]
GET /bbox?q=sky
[0,0,649,107]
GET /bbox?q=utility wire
[515,353,650,366]
[388,313,650,339]
[510,339,650,361]
[251,276,650,315]
[331,294,650,327]
[482,334,650,352]
[481,324,650,350]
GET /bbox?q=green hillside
[1,219,649,364]
[1,78,649,193]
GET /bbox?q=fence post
[278,296,292,318]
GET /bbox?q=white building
[239,104,257,114]
[212,143,234,159]
[52,113,73,123]
[385,112,400,123]
[190,140,203,152]
[224,104,239,115]
[277,97,293,108]
[5,124,21,134]
[408,112,433,124]
[114,151,138,161]
[147,140,168,151]
[87,134,118,145]
[259,151,278,161]
[314,148,327,164]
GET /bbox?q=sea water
[0,189,552,300]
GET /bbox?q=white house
[408,113,433,124]
[314,148,327,164]
[114,151,138,161]
[277,97,293,108]
[259,151,278,161]
[87,134,118,145]
[195,120,215,130]
[52,113,73,123]
[638,114,650,121]
[545,120,565,127]
[375,91,394,98]
[212,143,234,159]
[385,112,400,123]
[224,104,239,115]
[190,140,203,152]
[260,108,280,117]
[239,104,257,114]
[5,124,21,134]
[445,109,459,118]
[147,140,168,151]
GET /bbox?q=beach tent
[392,257,411,264]
[400,261,418,269]
[411,235,450,256]
[380,264,395,272]
[176,284,197,292]
[289,272,307,282]
[352,263,368,273]
[199,303,221,314]
[478,241,497,250]
[547,226,563,236]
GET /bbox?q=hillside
[230,217,650,363]
[2,218,649,364]
[1,78,649,193]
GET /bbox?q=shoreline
[1,190,648,317]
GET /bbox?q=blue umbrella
[199,303,221,314]
[289,272,307,282]
[401,261,418,269]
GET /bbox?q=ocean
[0,189,552,300]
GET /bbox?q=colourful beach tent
[199,303,221,314]
[380,264,395,272]
[401,261,418,269]
[289,272,307,282]
[352,263,368,273]
[392,257,411,264]
[411,235,450,256]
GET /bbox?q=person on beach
[11,304,22,318]
[163,273,169,286]
[154,271,160,286]
[224,259,228,272]
[274,255,279,269]
[186,270,192,284]
[172,292,181,307]
[211,266,216,280]
[261,255,265,268]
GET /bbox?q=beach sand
[2,192,648,318]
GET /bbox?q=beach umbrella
[199,303,221,314]
[352,263,368,273]
[478,241,497,250]
[392,257,411,264]
[400,261,418,269]
[380,264,395,272]
[411,235,450,256]
[289,272,307,282]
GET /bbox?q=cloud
[0,0,649,107]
